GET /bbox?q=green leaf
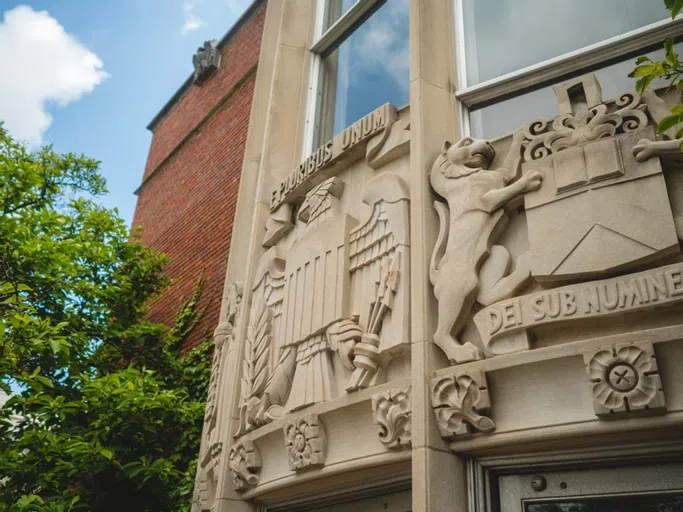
[629,63,656,77]
[100,448,113,460]
[673,0,683,18]
[635,75,653,94]
[658,114,682,133]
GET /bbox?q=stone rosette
[584,341,666,417]
[283,414,326,471]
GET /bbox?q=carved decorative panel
[584,341,666,417]
[194,282,242,510]
[372,386,411,449]
[432,371,495,439]
[283,414,326,471]
[228,440,261,492]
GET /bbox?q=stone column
[408,1,468,510]
[214,1,317,510]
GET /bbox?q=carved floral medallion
[584,342,665,417]
[372,386,411,449]
[283,414,326,471]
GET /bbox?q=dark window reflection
[317,0,409,144]
[526,493,683,512]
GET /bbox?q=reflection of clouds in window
[328,0,409,136]
[463,0,668,85]
[353,0,409,86]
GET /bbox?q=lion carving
[429,132,543,363]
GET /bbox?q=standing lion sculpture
[429,131,543,363]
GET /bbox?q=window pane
[526,493,683,512]
[324,0,358,31]
[317,0,409,144]
[469,44,680,140]
[463,0,668,86]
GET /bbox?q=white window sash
[302,0,384,155]
[453,5,683,109]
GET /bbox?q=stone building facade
[132,1,266,351]
[172,1,683,510]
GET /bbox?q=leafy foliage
[0,124,211,511]
[630,3,683,146]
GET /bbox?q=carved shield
[522,124,678,283]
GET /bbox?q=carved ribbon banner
[474,262,683,354]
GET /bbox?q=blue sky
[0,0,252,226]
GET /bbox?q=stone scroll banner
[474,262,683,354]
[269,103,397,211]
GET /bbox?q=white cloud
[0,6,107,148]
[181,1,205,34]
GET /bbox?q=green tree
[0,124,211,512]
[630,0,683,145]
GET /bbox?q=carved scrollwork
[228,440,261,492]
[371,386,411,449]
[584,341,666,417]
[523,89,648,162]
[283,414,326,471]
[431,371,495,439]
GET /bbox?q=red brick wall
[132,2,265,351]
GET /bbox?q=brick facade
[132,1,265,351]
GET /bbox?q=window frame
[469,441,683,512]
[453,0,683,137]
[302,0,386,155]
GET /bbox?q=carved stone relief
[474,262,683,355]
[193,40,221,86]
[283,414,326,471]
[521,80,678,283]
[584,341,666,417]
[366,111,410,169]
[430,73,683,364]
[432,371,495,439]
[236,172,411,435]
[228,439,261,492]
[429,133,541,364]
[371,386,411,449]
[194,282,242,511]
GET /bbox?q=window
[496,462,683,512]
[305,0,409,150]
[469,43,683,138]
[454,0,682,139]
